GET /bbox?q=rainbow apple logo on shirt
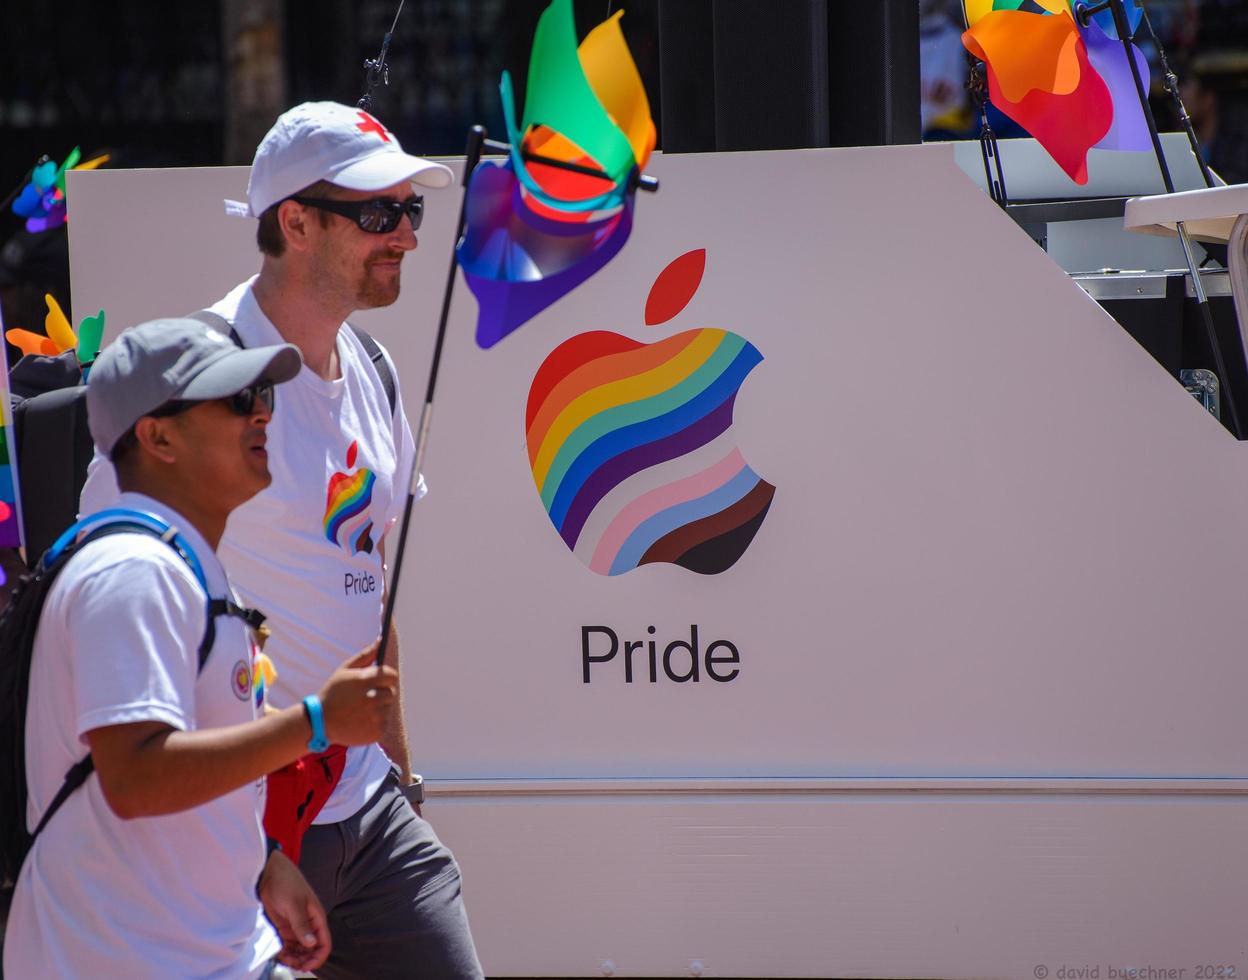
[526,249,775,576]
[324,439,377,554]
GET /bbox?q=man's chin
[226,470,272,518]
[357,281,401,309]
[244,468,273,499]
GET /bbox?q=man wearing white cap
[82,102,481,978]
[9,318,400,979]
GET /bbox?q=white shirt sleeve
[62,540,206,740]
[78,448,121,519]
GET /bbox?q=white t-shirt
[4,492,279,980]
[80,278,419,823]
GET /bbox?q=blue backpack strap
[45,507,209,593]
[48,507,269,671]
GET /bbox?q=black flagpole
[376,125,485,667]
[1076,0,1241,438]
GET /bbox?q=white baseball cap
[225,101,454,218]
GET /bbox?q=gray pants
[298,771,483,980]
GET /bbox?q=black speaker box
[658,0,920,153]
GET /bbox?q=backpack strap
[186,309,233,337]
[27,511,264,850]
[189,309,397,417]
[208,598,266,634]
[203,599,268,663]
[16,384,93,564]
[346,324,398,418]
[44,508,210,589]
[28,756,95,842]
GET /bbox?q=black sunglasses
[153,382,276,419]
[289,195,424,233]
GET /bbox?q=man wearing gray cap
[7,318,400,980]
[83,102,482,977]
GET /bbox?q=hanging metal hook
[358,0,407,113]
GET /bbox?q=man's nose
[392,213,418,250]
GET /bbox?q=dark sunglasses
[289,194,424,233]
[152,382,276,419]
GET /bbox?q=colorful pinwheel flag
[4,294,106,365]
[962,0,1150,184]
[11,148,109,233]
[457,0,655,349]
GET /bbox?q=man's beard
[356,251,403,308]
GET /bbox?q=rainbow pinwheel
[4,294,106,366]
[962,0,1149,184]
[10,148,109,233]
[457,0,655,349]
[253,652,276,710]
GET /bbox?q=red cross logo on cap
[356,110,392,143]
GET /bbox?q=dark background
[1,1,1243,175]
[0,1,663,175]
[0,0,1246,338]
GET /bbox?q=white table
[1126,184,1248,373]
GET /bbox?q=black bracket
[480,136,659,194]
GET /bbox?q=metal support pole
[1078,0,1242,436]
[1137,0,1216,189]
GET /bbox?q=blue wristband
[302,695,329,753]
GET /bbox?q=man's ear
[277,199,315,254]
[132,416,179,465]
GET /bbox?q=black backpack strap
[27,756,94,842]
[208,598,266,633]
[347,324,397,418]
[195,308,397,417]
[187,309,234,337]
[203,599,267,667]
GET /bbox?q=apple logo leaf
[644,249,706,326]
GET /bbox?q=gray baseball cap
[87,318,302,455]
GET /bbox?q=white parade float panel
[69,144,1247,979]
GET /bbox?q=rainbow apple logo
[324,439,377,554]
[526,249,775,575]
